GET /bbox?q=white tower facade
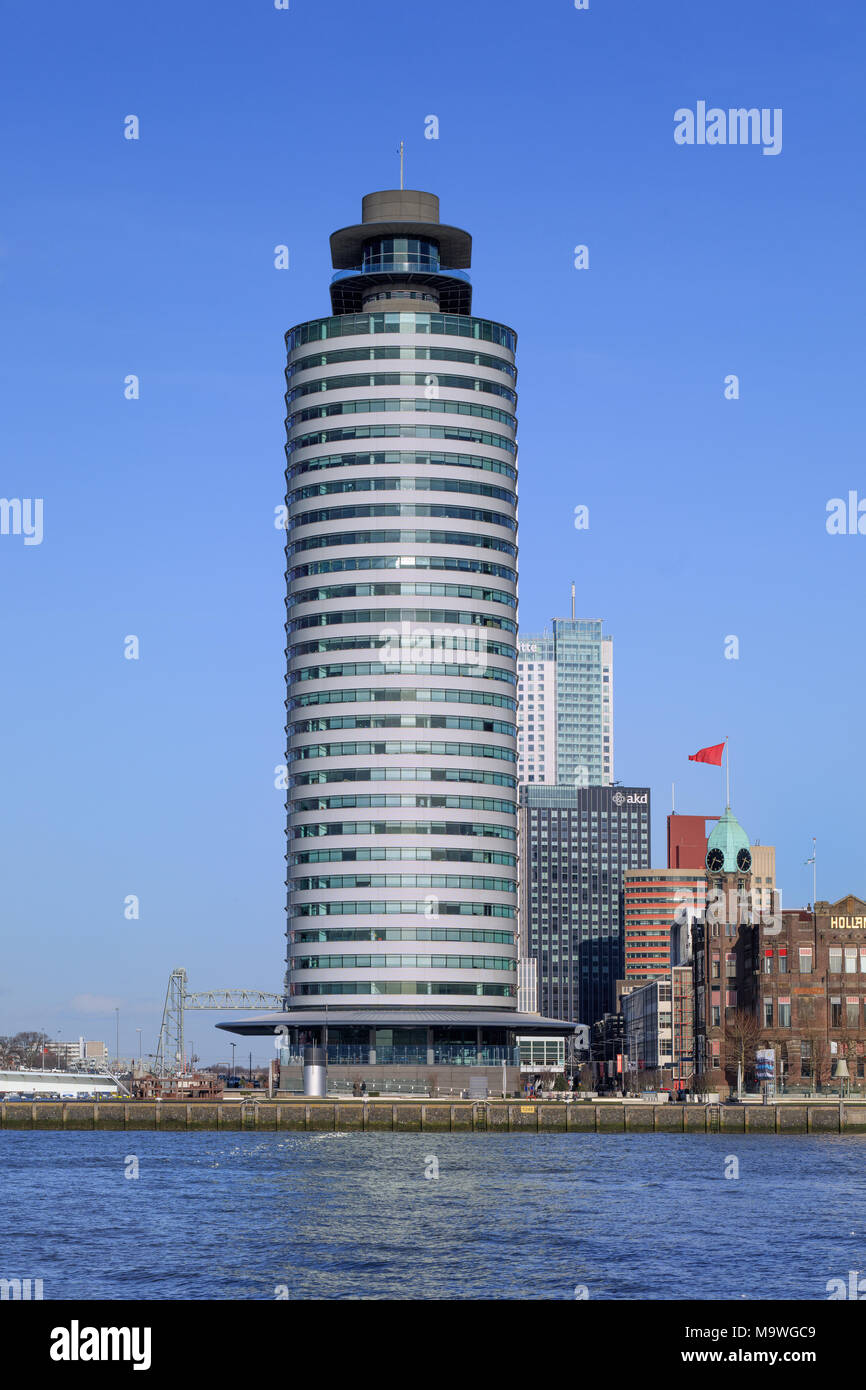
[284,190,520,1013]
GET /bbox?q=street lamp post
[115,1007,120,1068]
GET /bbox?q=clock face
[706,847,725,872]
[737,848,752,872]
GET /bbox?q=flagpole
[725,737,730,808]
[805,837,817,908]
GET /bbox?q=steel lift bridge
[154,967,283,1077]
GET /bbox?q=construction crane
[154,967,283,1077]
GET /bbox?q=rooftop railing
[331,263,471,284]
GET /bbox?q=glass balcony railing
[331,263,471,285]
[434,1045,518,1065]
[279,1044,519,1067]
[361,256,441,273]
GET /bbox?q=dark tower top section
[328,189,473,315]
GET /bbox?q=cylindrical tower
[283,189,520,1015]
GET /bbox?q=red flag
[689,742,724,766]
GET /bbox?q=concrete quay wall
[3,1100,866,1133]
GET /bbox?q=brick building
[694,888,866,1093]
[691,805,764,1086]
[755,895,866,1091]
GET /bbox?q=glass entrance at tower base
[219,1008,578,1096]
[277,1026,519,1067]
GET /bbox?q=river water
[1,1131,863,1299]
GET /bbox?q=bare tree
[724,1010,762,1091]
[0,1032,46,1068]
[691,1065,710,1100]
[801,1029,832,1091]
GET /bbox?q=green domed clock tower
[694,805,756,1090]
[705,807,753,878]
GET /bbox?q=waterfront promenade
[4,1098,866,1133]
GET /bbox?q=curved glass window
[293,847,516,866]
[288,582,515,608]
[287,372,516,404]
[288,502,516,531]
[291,766,517,789]
[287,529,517,558]
[289,472,514,505]
[361,237,440,271]
[288,553,516,583]
[286,350,514,383]
[285,312,517,353]
[289,713,514,735]
[286,344,516,379]
[291,793,515,814]
[288,450,516,482]
[288,637,515,663]
[289,661,516,687]
[289,739,516,762]
[294,954,515,971]
[290,982,514,997]
[289,629,514,654]
[293,874,515,894]
[293,927,515,944]
[287,397,516,430]
[288,609,516,635]
[289,687,516,711]
[291,821,516,841]
[292,900,515,917]
[287,423,516,455]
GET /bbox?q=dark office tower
[519,785,651,1025]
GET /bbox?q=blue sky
[1,0,863,1062]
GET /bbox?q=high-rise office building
[518,784,650,1025]
[220,188,575,1089]
[516,633,556,784]
[623,867,708,983]
[517,619,613,786]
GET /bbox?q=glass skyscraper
[517,618,613,786]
